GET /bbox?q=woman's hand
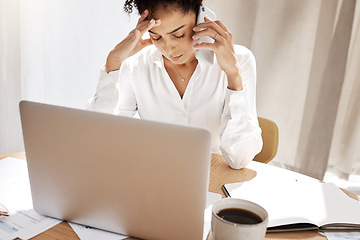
[193,17,243,91]
[105,10,161,73]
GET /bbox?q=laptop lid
[19,100,211,240]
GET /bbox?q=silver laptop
[19,100,211,240]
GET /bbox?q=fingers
[127,32,153,53]
[192,28,222,42]
[137,9,149,25]
[127,28,154,50]
[136,18,161,36]
[136,9,161,35]
[137,19,155,33]
[123,12,160,53]
[193,17,234,54]
[206,16,230,33]
[215,19,230,33]
[141,38,153,48]
[193,18,234,53]
[193,42,217,52]
[193,17,228,40]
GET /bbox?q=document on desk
[0,157,61,240]
[203,192,222,240]
[68,222,129,240]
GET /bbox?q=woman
[88,0,263,169]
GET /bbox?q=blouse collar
[149,46,205,71]
[150,47,164,68]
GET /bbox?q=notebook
[19,100,212,240]
[222,161,360,232]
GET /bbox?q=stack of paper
[0,158,61,240]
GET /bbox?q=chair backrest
[253,117,279,164]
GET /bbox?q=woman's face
[148,6,197,65]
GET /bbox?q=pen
[222,185,231,198]
[0,203,9,216]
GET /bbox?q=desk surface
[2,152,359,240]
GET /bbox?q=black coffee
[216,208,263,224]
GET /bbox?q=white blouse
[87,44,263,169]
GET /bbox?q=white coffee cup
[210,198,268,240]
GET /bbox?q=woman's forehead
[150,8,196,34]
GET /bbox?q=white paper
[68,222,129,240]
[322,231,360,240]
[0,157,61,240]
[203,192,222,240]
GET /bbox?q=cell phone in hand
[195,5,216,65]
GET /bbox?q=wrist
[105,51,123,73]
[226,65,244,91]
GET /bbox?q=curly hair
[124,0,203,17]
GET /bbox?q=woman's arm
[86,68,121,114]
[87,60,137,117]
[219,47,263,169]
[87,9,160,113]
[194,18,262,169]
[193,17,244,91]
[105,9,160,73]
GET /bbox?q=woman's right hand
[105,9,160,73]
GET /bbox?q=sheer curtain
[207,0,360,180]
[328,2,360,178]
[0,0,22,154]
[0,0,136,154]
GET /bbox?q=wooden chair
[253,117,279,164]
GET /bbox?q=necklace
[171,62,192,82]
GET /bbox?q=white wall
[0,0,138,154]
[20,0,138,109]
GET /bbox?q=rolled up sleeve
[219,88,263,169]
[86,68,120,114]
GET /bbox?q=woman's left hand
[193,17,243,91]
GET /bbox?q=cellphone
[195,5,216,65]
